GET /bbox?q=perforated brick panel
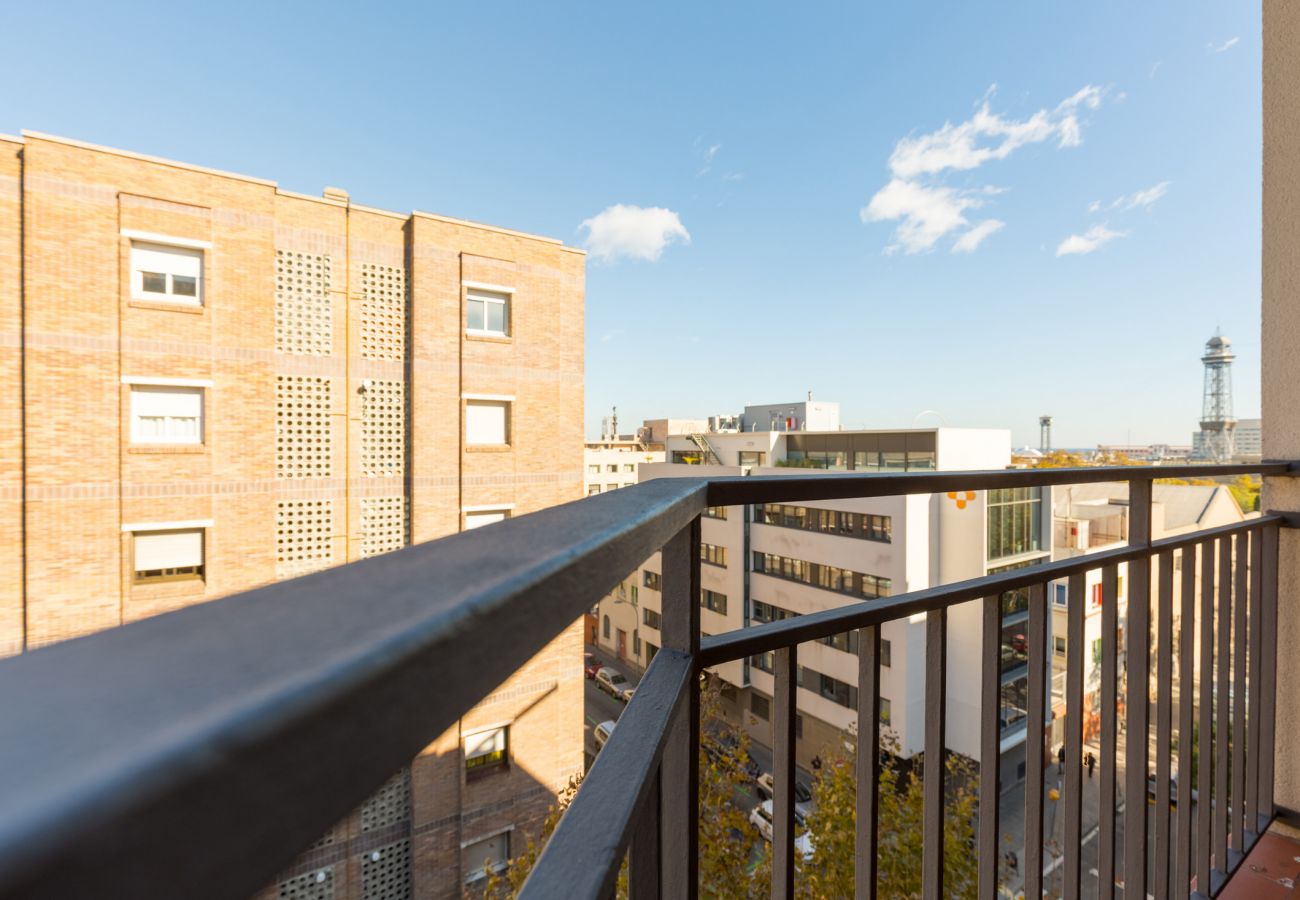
[361,769,411,832]
[361,380,405,478]
[278,866,335,900]
[275,250,332,356]
[276,500,334,578]
[361,497,408,558]
[276,376,333,478]
[361,838,411,900]
[359,263,406,360]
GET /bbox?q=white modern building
[584,412,665,497]
[594,405,1046,785]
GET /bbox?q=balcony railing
[0,463,1285,899]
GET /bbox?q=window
[645,643,659,665]
[643,570,661,591]
[464,726,507,774]
[755,503,891,543]
[1053,584,1068,607]
[633,629,641,655]
[130,384,203,444]
[700,589,728,615]
[987,487,1044,560]
[130,241,203,306]
[607,483,618,491]
[643,607,661,629]
[588,464,600,474]
[739,451,766,466]
[607,464,618,473]
[750,692,770,720]
[700,542,727,567]
[465,399,509,446]
[133,528,205,583]
[466,289,509,336]
[751,551,890,599]
[603,615,610,639]
[881,639,892,667]
[588,485,601,495]
[880,698,892,725]
[702,505,728,519]
[465,509,510,530]
[462,830,510,882]
[631,585,638,604]
[1054,636,1067,656]
[623,463,635,473]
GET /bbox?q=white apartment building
[584,437,664,497]
[594,406,1046,784]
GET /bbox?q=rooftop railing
[0,463,1286,899]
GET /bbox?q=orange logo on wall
[947,491,976,509]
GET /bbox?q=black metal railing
[0,463,1285,899]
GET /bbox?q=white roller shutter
[464,510,507,530]
[465,401,508,445]
[134,529,204,571]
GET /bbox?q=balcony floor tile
[1219,821,1300,898]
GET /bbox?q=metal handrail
[0,463,1282,899]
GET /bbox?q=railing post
[1258,520,1279,830]
[1099,564,1119,899]
[1063,574,1085,900]
[856,625,881,900]
[629,770,661,898]
[922,608,947,900]
[660,518,701,900]
[977,597,1001,900]
[1023,584,1046,900]
[772,645,798,900]
[1124,478,1152,898]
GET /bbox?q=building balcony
[0,461,1291,899]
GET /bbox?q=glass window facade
[781,431,937,471]
[987,487,1044,560]
[700,589,728,615]
[700,542,728,567]
[749,654,859,709]
[752,552,891,599]
[756,504,891,543]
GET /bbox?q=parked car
[755,773,814,818]
[1147,772,1200,807]
[748,801,813,860]
[594,720,616,752]
[703,731,761,777]
[595,667,635,702]
[584,653,604,680]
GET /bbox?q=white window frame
[461,827,513,883]
[124,378,209,445]
[463,724,509,774]
[463,281,514,337]
[126,233,208,306]
[129,522,211,583]
[463,505,514,530]
[463,395,513,447]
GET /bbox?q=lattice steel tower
[1199,332,1237,462]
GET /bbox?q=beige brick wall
[6,133,585,898]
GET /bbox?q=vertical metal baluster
[1155,550,1175,898]
[1258,522,1279,830]
[1024,584,1046,900]
[923,608,948,900]
[629,768,662,898]
[1196,540,1215,895]
[1246,527,1263,841]
[1231,532,1248,859]
[1124,479,1152,899]
[856,625,881,900]
[978,597,1001,900]
[1213,536,1231,884]
[772,645,797,900]
[1099,563,1119,899]
[1063,574,1084,900]
[660,518,700,900]
[1175,546,1196,896]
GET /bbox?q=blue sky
[3,1,1260,447]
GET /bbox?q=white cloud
[721,172,745,182]
[1211,36,1240,53]
[952,219,1005,253]
[1115,180,1170,210]
[1087,200,1102,213]
[579,205,691,262]
[1056,224,1126,257]
[864,85,1103,253]
[1150,60,1163,79]
[862,179,982,254]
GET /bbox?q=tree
[697,676,765,897]
[1033,450,1090,469]
[1227,474,1261,513]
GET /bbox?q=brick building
[0,131,586,898]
